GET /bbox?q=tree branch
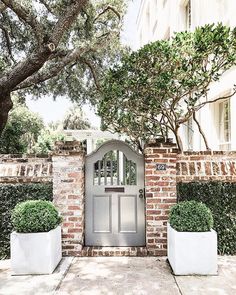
[79,57,101,92]
[193,111,211,150]
[49,0,89,47]
[38,0,55,15]
[14,47,90,90]
[195,87,236,110]
[0,24,15,61]
[1,0,44,43]
[0,2,6,13]
[94,5,120,23]
[0,0,89,91]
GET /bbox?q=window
[218,99,231,150]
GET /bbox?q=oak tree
[0,0,126,135]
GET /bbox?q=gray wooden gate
[85,140,145,246]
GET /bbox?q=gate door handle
[139,189,144,198]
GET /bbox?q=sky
[26,0,141,128]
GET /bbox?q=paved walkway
[0,258,73,295]
[0,256,236,295]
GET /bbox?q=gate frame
[84,139,145,247]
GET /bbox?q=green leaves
[0,0,127,109]
[99,23,236,150]
[169,200,214,232]
[0,183,53,259]
[177,181,236,255]
[11,200,62,233]
[0,101,44,154]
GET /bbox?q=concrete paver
[55,257,180,295]
[0,257,73,295]
[0,256,236,295]
[175,256,236,295]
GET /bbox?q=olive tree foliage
[98,24,236,152]
[0,0,126,135]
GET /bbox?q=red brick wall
[0,155,52,183]
[144,143,178,256]
[52,141,85,256]
[177,151,236,182]
[3,141,236,257]
[144,146,236,256]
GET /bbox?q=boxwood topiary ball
[169,200,213,232]
[11,200,62,233]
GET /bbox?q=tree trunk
[193,112,211,151]
[174,126,183,153]
[0,1,88,134]
[0,92,13,136]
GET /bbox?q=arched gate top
[86,139,143,162]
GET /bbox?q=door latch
[139,188,144,198]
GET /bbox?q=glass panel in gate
[93,150,137,186]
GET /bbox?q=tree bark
[0,92,13,135]
[193,112,211,151]
[0,0,89,136]
[174,126,183,153]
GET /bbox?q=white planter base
[11,226,62,275]
[167,223,217,275]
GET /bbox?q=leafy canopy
[0,0,127,134]
[0,98,44,154]
[0,0,126,101]
[98,24,236,151]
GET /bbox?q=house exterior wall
[136,0,236,151]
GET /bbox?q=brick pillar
[144,142,178,256]
[52,141,85,256]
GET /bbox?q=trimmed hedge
[12,200,62,233]
[169,200,213,232]
[0,183,53,259]
[177,181,236,255]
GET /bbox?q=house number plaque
[156,163,167,171]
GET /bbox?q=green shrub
[169,200,213,232]
[11,200,62,233]
[0,183,53,259]
[177,181,236,255]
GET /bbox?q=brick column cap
[52,140,85,156]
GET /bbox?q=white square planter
[11,226,62,275]
[167,223,217,275]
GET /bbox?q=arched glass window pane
[94,150,137,186]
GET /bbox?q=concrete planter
[11,226,62,275]
[167,223,217,275]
